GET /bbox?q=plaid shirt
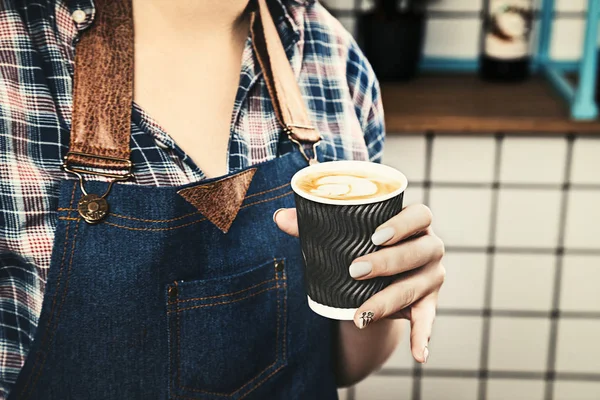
[0,0,384,396]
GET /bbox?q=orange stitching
[104,192,292,231]
[169,286,281,314]
[239,191,292,210]
[23,220,80,399]
[177,168,257,195]
[282,269,287,363]
[244,182,290,200]
[21,219,72,396]
[170,268,288,397]
[21,185,79,398]
[58,217,79,221]
[57,190,293,229]
[176,281,182,390]
[174,286,281,395]
[104,217,208,232]
[169,365,286,399]
[110,211,201,223]
[67,182,77,219]
[238,365,286,399]
[169,278,277,304]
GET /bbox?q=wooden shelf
[381,74,600,134]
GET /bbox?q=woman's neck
[132,0,251,42]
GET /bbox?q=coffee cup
[291,161,408,320]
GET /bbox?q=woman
[0,0,445,398]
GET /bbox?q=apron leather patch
[178,168,257,233]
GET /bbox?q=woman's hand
[275,204,445,365]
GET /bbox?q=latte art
[296,172,401,201]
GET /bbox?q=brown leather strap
[66,0,317,173]
[66,0,133,171]
[251,0,320,143]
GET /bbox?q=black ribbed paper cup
[291,161,408,320]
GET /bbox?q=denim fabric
[8,150,338,400]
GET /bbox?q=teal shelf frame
[418,0,600,121]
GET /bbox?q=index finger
[371,204,433,246]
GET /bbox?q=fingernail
[272,208,286,223]
[422,346,429,364]
[357,311,375,329]
[371,227,395,246]
[349,261,372,279]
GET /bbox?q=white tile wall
[571,138,600,185]
[488,317,550,372]
[383,135,427,183]
[423,18,481,59]
[427,0,483,12]
[384,320,415,369]
[403,186,425,207]
[556,319,600,373]
[495,189,562,249]
[429,187,493,247]
[355,376,413,400]
[491,254,555,311]
[437,252,487,310]
[326,0,596,63]
[420,377,478,400]
[565,190,600,249]
[555,0,587,12]
[486,379,545,400]
[431,136,495,183]
[554,381,600,400]
[427,316,483,370]
[321,0,600,391]
[560,255,600,312]
[550,18,587,61]
[500,138,566,184]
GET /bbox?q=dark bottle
[358,0,426,82]
[480,0,534,82]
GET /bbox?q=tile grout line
[436,308,600,319]
[391,181,600,191]
[412,131,435,400]
[543,134,575,400]
[375,368,600,382]
[477,132,504,400]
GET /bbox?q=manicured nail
[422,346,429,364]
[272,208,286,223]
[357,311,375,329]
[349,261,372,279]
[371,227,395,246]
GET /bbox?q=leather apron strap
[64,0,134,175]
[64,0,319,178]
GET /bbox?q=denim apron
[8,0,338,399]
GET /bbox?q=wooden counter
[381,74,600,134]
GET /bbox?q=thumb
[273,208,299,237]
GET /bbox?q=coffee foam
[296,172,401,201]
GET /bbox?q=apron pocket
[166,258,288,400]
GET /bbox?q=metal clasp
[62,152,134,224]
[284,124,321,165]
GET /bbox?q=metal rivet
[71,9,87,24]
[275,260,284,272]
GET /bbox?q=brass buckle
[62,152,134,224]
[284,124,321,165]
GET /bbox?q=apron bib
[8,0,337,399]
